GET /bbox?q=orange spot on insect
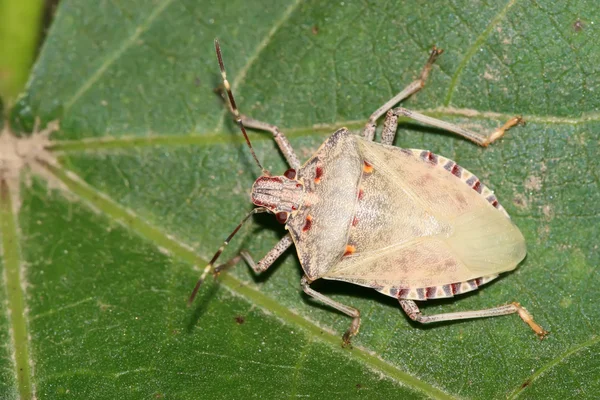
[302,215,313,232]
[363,160,373,173]
[358,189,364,200]
[343,245,356,256]
[352,216,359,227]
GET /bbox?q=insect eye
[283,168,296,179]
[275,212,289,224]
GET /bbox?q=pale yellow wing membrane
[324,137,525,288]
[323,238,470,288]
[446,205,526,275]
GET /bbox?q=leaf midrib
[47,107,600,153]
[0,180,32,399]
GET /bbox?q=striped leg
[189,207,268,303]
[215,39,300,171]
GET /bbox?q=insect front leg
[221,98,301,169]
[300,276,361,347]
[215,234,294,275]
[361,46,443,141]
[399,299,548,339]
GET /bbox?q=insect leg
[215,39,300,170]
[399,299,548,339]
[214,234,293,275]
[301,276,361,346]
[234,116,301,169]
[189,207,268,304]
[361,47,443,141]
[388,108,524,147]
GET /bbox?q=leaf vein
[444,0,519,106]
[48,107,600,153]
[63,0,176,112]
[0,181,34,399]
[507,335,600,399]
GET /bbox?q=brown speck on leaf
[521,379,531,389]
[573,19,584,32]
[513,193,528,209]
[356,383,363,389]
[312,25,319,35]
[234,315,245,324]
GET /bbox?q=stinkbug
[190,39,548,345]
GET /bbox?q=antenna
[188,207,268,304]
[215,39,268,175]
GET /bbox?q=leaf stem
[0,179,33,399]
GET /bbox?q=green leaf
[2,0,599,398]
[0,0,45,105]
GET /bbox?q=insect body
[190,40,548,345]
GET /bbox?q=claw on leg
[512,302,549,340]
[486,116,525,146]
[341,315,361,348]
[301,276,362,347]
[419,46,444,85]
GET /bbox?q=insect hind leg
[385,108,524,147]
[399,299,548,339]
[217,89,301,169]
